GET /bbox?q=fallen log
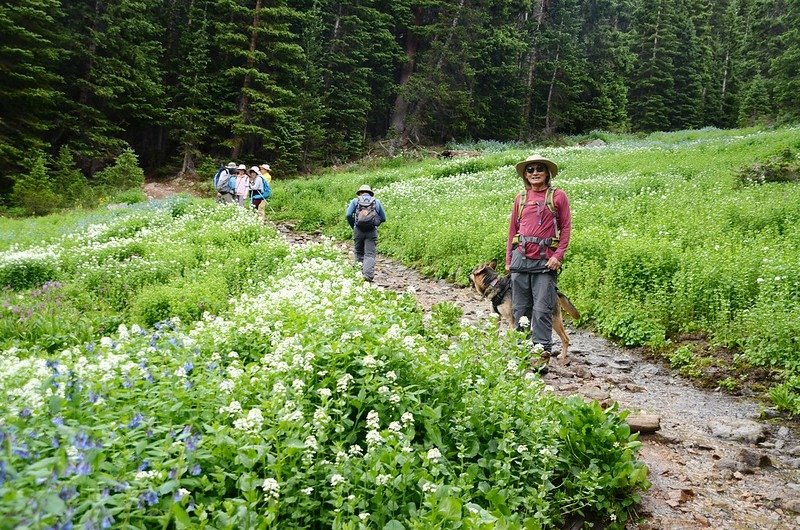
[626,414,661,434]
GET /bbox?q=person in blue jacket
[345,184,386,282]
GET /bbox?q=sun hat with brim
[260,164,271,172]
[356,184,374,196]
[515,154,558,179]
[249,166,261,174]
[237,164,247,171]
[226,162,237,169]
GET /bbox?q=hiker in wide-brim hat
[515,154,558,183]
[356,184,374,196]
[346,184,386,282]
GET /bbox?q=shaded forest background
[1,0,798,194]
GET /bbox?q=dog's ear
[488,259,497,270]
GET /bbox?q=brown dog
[468,260,580,360]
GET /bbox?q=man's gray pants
[353,227,377,281]
[511,264,557,353]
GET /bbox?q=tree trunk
[403,0,465,144]
[389,7,424,145]
[544,46,560,135]
[232,0,262,159]
[721,49,729,99]
[519,0,548,141]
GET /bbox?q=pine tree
[668,0,705,130]
[738,73,771,125]
[769,0,800,122]
[0,0,65,184]
[167,0,215,175]
[58,0,165,173]
[214,0,306,173]
[12,153,61,215]
[54,146,91,207]
[299,0,401,162]
[627,0,678,132]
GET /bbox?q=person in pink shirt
[505,154,572,366]
[234,164,249,206]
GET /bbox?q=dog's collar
[489,278,500,288]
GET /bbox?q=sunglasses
[525,164,548,174]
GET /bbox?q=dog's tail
[557,292,581,320]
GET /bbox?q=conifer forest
[1,0,798,190]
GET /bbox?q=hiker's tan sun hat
[515,154,558,179]
[237,164,247,171]
[356,184,374,196]
[226,161,237,169]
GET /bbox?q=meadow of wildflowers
[1,200,648,528]
[271,126,800,412]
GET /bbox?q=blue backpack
[251,176,271,200]
[213,168,235,193]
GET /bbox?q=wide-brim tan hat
[356,184,374,196]
[226,162,237,169]
[515,154,558,179]
[237,164,247,171]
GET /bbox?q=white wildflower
[330,473,345,486]
[261,478,280,499]
[426,447,442,462]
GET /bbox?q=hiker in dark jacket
[506,154,572,367]
[345,184,386,282]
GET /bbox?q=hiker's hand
[504,265,510,274]
[546,257,561,270]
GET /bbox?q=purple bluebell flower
[46,359,61,373]
[101,488,109,498]
[138,460,150,471]
[190,464,201,476]
[169,337,179,347]
[51,436,60,449]
[113,482,129,493]
[122,379,132,389]
[52,416,64,427]
[149,334,159,347]
[138,490,158,507]
[100,515,113,529]
[19,408,32,418]
[183,361,193,373]
[12,443,30,459]
[146,429,153,438]
[144,372,154,383]
[183,380,192,390]
[185,434,200,452]
[75,460,91,476]
[85,343,95,354]
[128,413,144,429]
[88,391,100,404]
[72,431,93,451]
[59,486,77,501]
[168,468,177,480]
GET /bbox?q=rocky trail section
[277,223,800,530]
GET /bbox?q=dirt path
[141,182,800,528]
[277,223,800,530]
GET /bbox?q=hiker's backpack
[251,176,271,200]
[354,194,379,229]
[213,168,234,193]
[514,186,560,248]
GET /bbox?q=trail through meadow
[277,223,800,530]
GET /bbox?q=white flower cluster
[261,478,280,499]
[233,407,264,433]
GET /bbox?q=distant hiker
[247,165,271,222]
[506,155,571,370]
[213,162,237,203]
[234,164,249,206]
[259,164,273,184]
[345,184,386,282]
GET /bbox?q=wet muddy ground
[278,224,800,530]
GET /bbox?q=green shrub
[0,249,59,290]
[12,154,63,216]
[94,147,146,192]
